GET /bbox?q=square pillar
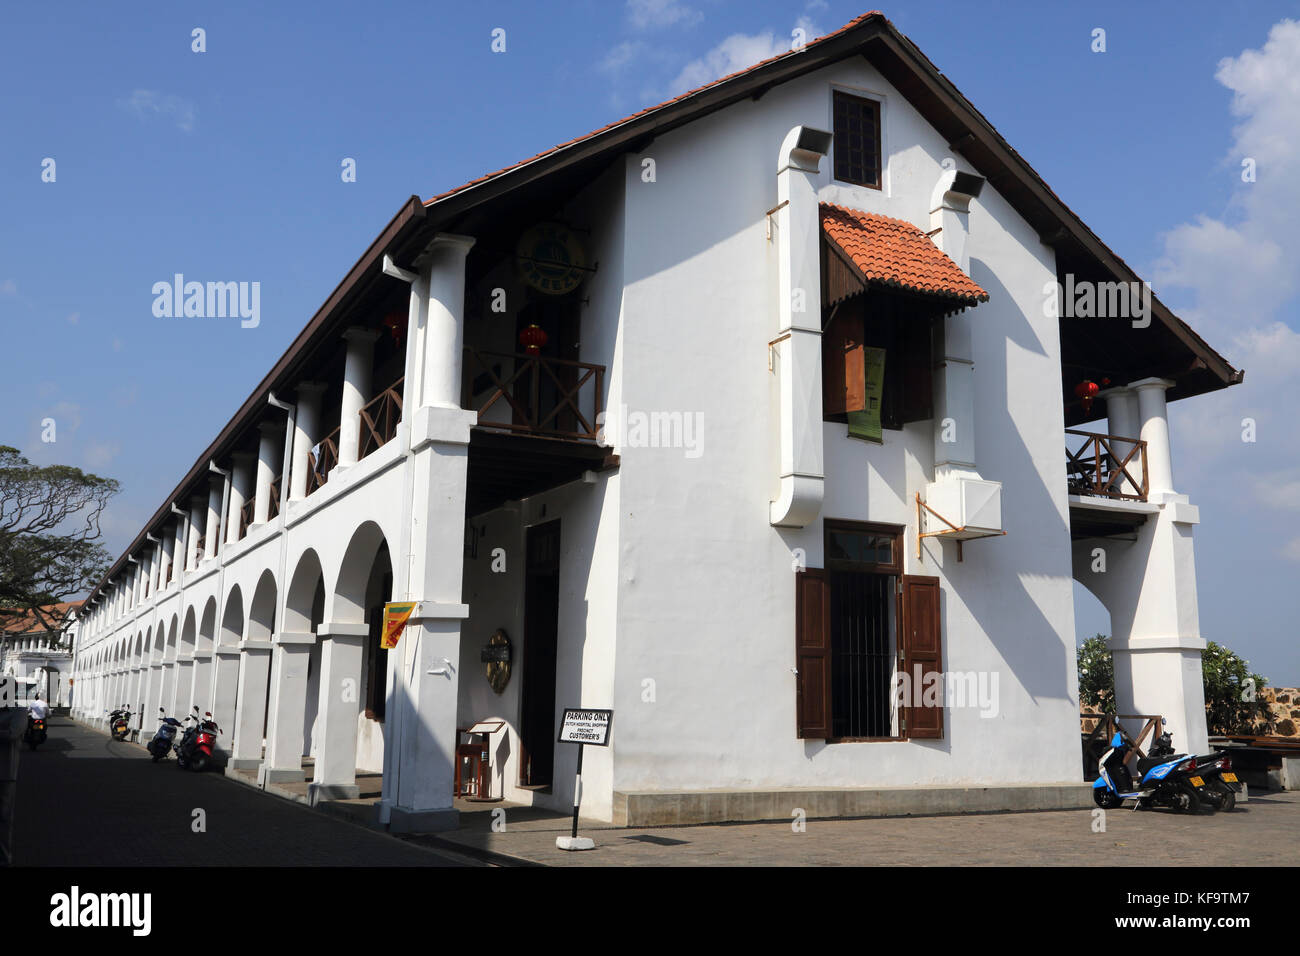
[229,639,274,769]
[383,404,476,832]
[309,624,367,803]
[211,648,241,758]
[260,631,315,785]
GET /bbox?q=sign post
[555,708,612,851]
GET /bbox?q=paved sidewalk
[405,790,1300,866]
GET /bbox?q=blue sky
[1,1,1296,682]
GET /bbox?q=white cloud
[118,90,196,133]
[627,0,702,31]
[668,15,819,95]
[600,40,650,74]
[1155,20,1300,573]
[84,441,120,470]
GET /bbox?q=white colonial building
[70,12,1240,829]
[2,603,79,708]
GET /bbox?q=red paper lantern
[519,323,548,356]
[1074,379,1100,414]
[382,310,405,345]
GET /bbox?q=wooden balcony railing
[359,377,403,461]
[464,348,604,442]
[268,474,281,520]
[306,428,340,496]
[238,497,256,540]
[1065,429,1148,502]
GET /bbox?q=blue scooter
[1092,727,1214,814]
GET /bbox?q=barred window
[832,91,882,189]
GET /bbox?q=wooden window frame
[831,89,883,191]
[822,521,906,743]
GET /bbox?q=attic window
[832,91,881,189]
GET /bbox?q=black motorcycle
[108,706,133,742]
[23,715,48,751]
[1147,733,1242,812]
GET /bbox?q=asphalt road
[10,715,475,866]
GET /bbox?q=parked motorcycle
[146,708,184,762]
[1092,727,1215,814]
[108,706,133,742]
[23,716,47,751]
[1146,733,1242,811]
[175,706,221,772]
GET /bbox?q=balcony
[1065,430,1148,502]
[463,348,604,442]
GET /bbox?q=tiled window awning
[820,202,989,307]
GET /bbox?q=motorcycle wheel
[191,754,208,773]
[151,753,162,762]
[1208,783,1236,812]
[1093,789,1122,810]
[27,739,38,751]
[1180,782,1215,815]
[176,757,189,769]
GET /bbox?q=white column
[339,328,379,467]
[310,625,367,802]
[203,480,222,562]
[1100,386,1141,497]
[210,648,241,759]
[226,452,255,544]
[419,235,475,409]
[254,421,282,524]
[229,639,274,769]
[260,631,315,785]
[159,528,173,590]
[289,382,327,501]
[1132,378,1176,499]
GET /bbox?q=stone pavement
[11,716,482,866]
[405,789,1300,867]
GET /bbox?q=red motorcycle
[176,706,222,772]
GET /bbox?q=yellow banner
[381,602,416,649]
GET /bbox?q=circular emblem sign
[516,222,586,296]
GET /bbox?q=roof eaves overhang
[80,196,429,616]
[864,29,1243,395]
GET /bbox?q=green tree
[1201,641,1268,735]
[1077,633,1114,712]
[1077,633,1270,734]
[0,445,120,633]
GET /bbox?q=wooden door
[519,520,561,787]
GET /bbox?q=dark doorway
[519,519,561,788]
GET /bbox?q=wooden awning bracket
[915,492,1007,563]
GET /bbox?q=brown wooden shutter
[900,574,943,739]
[822,309,865,417]
[795,568,833,739]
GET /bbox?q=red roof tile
[820,202,989,304]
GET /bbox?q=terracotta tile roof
[0,601,81,636]
[425,12,884,206]
[820,202,989,304]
